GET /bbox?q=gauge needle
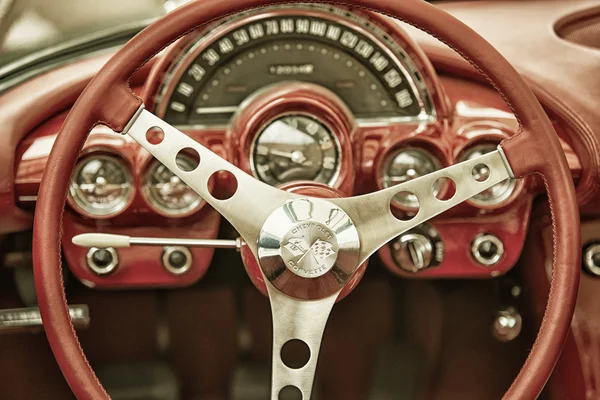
[269,149,308,165]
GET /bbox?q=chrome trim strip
[18,195,38,202]
[194,106,240,115]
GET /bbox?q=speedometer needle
[269,149,308,165]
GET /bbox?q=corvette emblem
[281,222,339,278]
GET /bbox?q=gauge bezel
[248,112,342,187]
[226,81,356,195]
[153,4,436,127]
[378,144,446,211]
[67,153,135,219]
[141,153,205,218]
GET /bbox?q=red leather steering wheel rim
[33,1,580,399]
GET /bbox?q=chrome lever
[72,233,241,251]
[0,305,90,332]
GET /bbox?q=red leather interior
[32,0,580,399]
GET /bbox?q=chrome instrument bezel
[68,153,134,218]
[380,146,444,210]
[248,112,343,188]
[142,153,204,217]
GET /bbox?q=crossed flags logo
[283,237,336,265]
[307,239,336,262]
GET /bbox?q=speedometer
[157,5,434,126]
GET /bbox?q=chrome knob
[162,246,193,275]
[583,243,600,277]
[392,233,434,273]
[492,307,522,342]
[391,224,444,273]
[86,247,119,276]
[471,233,504,267]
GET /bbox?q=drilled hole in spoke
[434,177,456,201]
[146,127,164,145]
[279,386,302,400]
[472,163,490,182]
[176,148,200,172]
[391,191,419,221]
[281,339,310,369]
[209,170,237,200]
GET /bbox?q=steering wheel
[32,0,580,399]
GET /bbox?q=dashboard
[5,3,592,290]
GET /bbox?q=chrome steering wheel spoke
[267,282,338,400]
[124,107,514,400]
[125,108,297,254]
[331,149,514,265]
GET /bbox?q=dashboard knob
[492,307,522,342]
[583,243,600,277]
[162,246,193,275]
[391,224,444,273]
[86,247,119,276]
[471,233,504,267]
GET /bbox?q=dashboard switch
[391,224,443,273]
[471,233,504,267]
[86,247,119,276]
[583,243,600,277]
[162,246,192,275]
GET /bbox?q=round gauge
[143,154,203,216]
[250,115,340,186]
[460,144,516,206]
[381,147,442,209]
[69,155,133,217]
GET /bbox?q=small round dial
[381,147,442,209]
[460,144,516,206]
[69,155,133,217]
[143,155,202,216]
[250,115,340,186]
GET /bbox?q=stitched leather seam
[505,171,559,396]
[55,121,110,398]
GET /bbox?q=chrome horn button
[258,197,360,300]
[281,221,339,279]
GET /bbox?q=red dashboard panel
[12,72,580,284]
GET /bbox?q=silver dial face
[461,144,516,206]
[143,154,202,216]
[250,115,341,186]
[381,147,442,209]
[69,155,133,217]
